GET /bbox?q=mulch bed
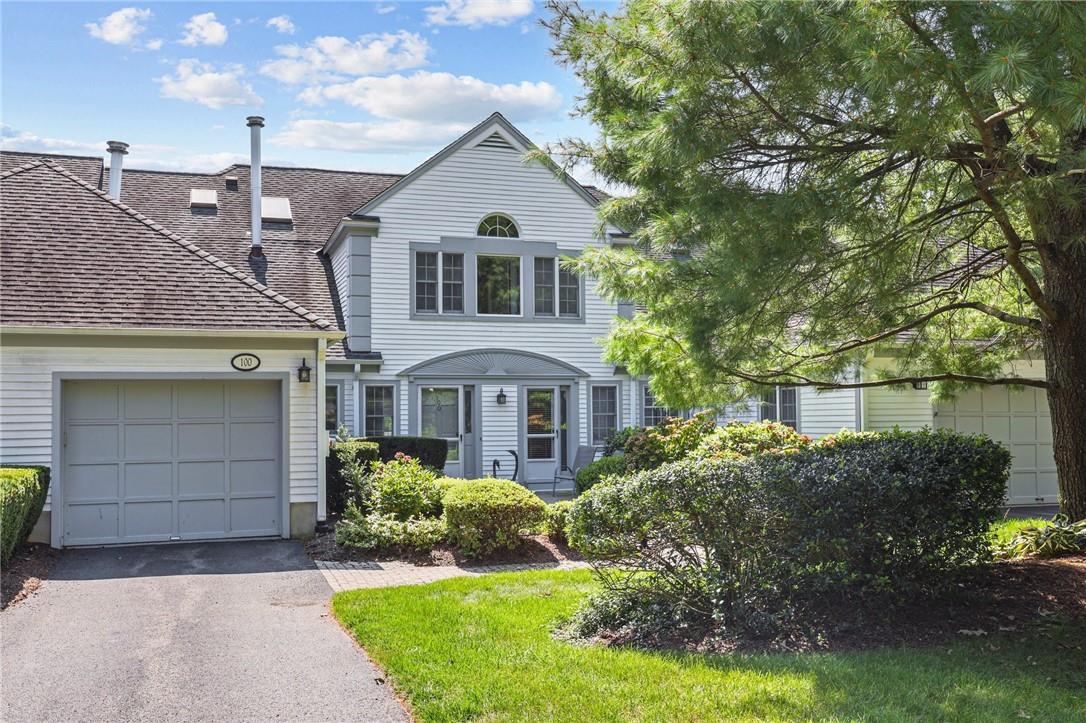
[1,543,60,610]
[305,519,582,568]
[601,554,1086,654]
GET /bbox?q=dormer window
[477,214,518,238]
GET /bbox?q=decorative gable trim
[399,348,589,379]
[474,131,517,150]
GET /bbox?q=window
[643,387,682,427]
[759,386,798,429]
[477,213,518,238]
[364,386,395,437]
[325,385,340,432]
[477,255,520,315]
[559,266,579,317]
[534,257,555,315]
[415,251,438,313]
[441,253,464,313]
[591,386,618,445]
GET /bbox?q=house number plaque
[231,353,261,372]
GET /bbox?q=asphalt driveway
[1,540,408,722]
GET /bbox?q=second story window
[534,257,580,318]
[416,251,464,314]
[477,255,520,315]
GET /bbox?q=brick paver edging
[316,559,590,592]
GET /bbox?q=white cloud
[145,38,164,50]
[375,3,397,14]
[156,59,262,109]
[271,118,475,153]
[266,15,295,35]
[1,125,102,155]
[425,0,532,28]
[298,71,562,123]
[260,31,430,85]
[85,7,152,45]
[180,12,228,46]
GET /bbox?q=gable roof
[0,150,104,189]
[351,112,603,218]
[0,160,335,334]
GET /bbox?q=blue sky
[1,1,608,183]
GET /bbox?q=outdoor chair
[553,445,600,495]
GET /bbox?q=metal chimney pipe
[106,141,129,200]
[247,116,265,256]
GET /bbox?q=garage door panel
[124,501,174,536]
[1010,416,1037,442]
[178,422,225,458]
[123,382,173,419]
[67,464,119,501]
[125,462,173,498]
[66,503,119,541]
[177,382,226,419]
[1008,472,1038,505]
[125,424,174,460]
[178,461,225,495]
[231,496,278,533]
[982,387,1010,412]
[231,460,278,494]
[956,415,984,435]
[1012,444,1037,468]
[63,380,282,545]
[982,417,1011,444]
[67,383,119,420]
[179,499,226,534]
[230,421,277,458]
[1011,391,1038,413]
[1038,471,1059,499]
[68,424,119,462]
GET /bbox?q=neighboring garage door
[62,379,282,545]
[935,386,1058,506]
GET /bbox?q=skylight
[261,196,292,223]
[189,188,218,209]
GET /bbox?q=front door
[525,387,558,482]
[420,386,463,478]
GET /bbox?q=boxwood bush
[567,429,1010,639]
[444,479,547,556]
[326,439,381,513]
[362,436,449,471]
[543,500,574,542]
[575,454,626,494]
[1,465,50,564]
[371,454,442,520]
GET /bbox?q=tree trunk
[1042,244,1086,522]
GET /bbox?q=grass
[333,569,1085,722]
[990,517,1050,547]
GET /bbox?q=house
[0,113,1055,548]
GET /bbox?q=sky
[1,1,611,184]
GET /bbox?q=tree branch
[730,369,1049,391]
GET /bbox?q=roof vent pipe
[247,116,265,256]
[106,141,129,200]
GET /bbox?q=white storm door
[420,386,463,477]
[524,387,558,482]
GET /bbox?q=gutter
[1,325,346,340]
[322,216,381,255]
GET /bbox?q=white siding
[798,387,858,437]
[481,384,517,479]
[719,400,759,425]
[329,237,351,322]
[364,128,624,446]
[865,386,933,431]
[0,341,321,509]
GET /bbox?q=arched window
[477,213,519,238]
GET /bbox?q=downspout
[316,337,327,522]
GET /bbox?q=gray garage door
[62,379,282,545]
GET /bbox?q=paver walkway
[316,558,589,592]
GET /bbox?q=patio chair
[553,445,600,495]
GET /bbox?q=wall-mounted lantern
[496,387,507,405]
[911,380,929,390]
[297,358,312,383]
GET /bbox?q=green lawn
[333,569,1085,722]
[990,517,1050,547]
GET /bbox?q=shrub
[363,436,449,471]
[575,455,627,494]
[995,516,1086,559]
[1,466,50,564]
[543,500,574,542]
[371,453,442,521]
[335,503,446,551]
[693,420,811,460]
[444,479,546,557]
[567,428,1009,639]
[624,412,717,471]
[326,439,381,514]
[602,427,641,456]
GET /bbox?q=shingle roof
[0,160,334,333]
[1,151,104,189]
[582,185,611,203]
[104,163,402,358]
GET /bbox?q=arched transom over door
[401,348,589,380]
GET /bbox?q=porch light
[297,358,312,383]
[496,387,507,405]
[912,380,929,390]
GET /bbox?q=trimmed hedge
[444,479,547,557]
[543,500,574,542]
[575,454,626,494]
[362,436,449,471]
[1,465,50,564]
[568,429,1010,637]
[326,440,381,514]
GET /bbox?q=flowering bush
[370,453,442,521]
[692,421,811,460]
[623,412,717,471]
